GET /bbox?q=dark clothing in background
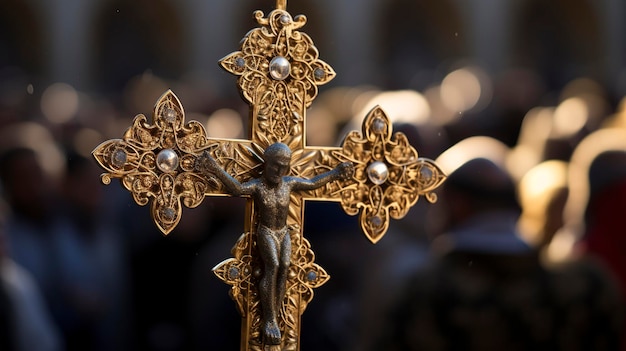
[378,250,622,351]
[0,279,15,351]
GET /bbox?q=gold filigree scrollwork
[93,2,448,349]
[92,90,213,234]
[334,106,447,243]
[219,8,335,144]
[213,226,329,351]
[202,141,265,192]
[213,232,257,317]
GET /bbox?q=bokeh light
[0,122,66,180]
[435,136,510,175]
[204,109,244,139]
[565,128,626,235]
[123,72,169,114]
[40,83,80,124]
[517,160,568,248]
[354,90,431,125]
[507,107,555,181]
[73,128,104,158]
[551,97,588,139]
[440,66,492,114]
[306,104,338,146]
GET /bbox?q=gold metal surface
[92,1,445,350]
[336,106,446,243]
[92,91,213,234]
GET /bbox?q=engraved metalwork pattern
[213,226,329,351]
[334,106,447,243]
[92,90,213,234]
[92,1,446,350]
[219,8,335,144]
[212,232,256,317]
[201,141,266,192]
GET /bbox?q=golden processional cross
[92,1,446,350]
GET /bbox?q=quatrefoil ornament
[336,106,447,243]
[92,90,212,234]
[219,8,335,143]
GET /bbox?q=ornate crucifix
[92,1,446,350]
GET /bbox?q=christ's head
[263,143,292,185]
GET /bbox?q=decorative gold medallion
[92,91,212,234]
[92,1,446,350]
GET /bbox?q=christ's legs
[275,228,291,310]
[257,226,282,345]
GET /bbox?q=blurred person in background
[54,150,131,351]
[189,196,249,351]
[0,146,65,317]
[354,122,448,351]
[0,199,63,351]
[581,150,626,297]
[0,241,13,350]
[576,148,626,350]
[378,157,539,350]
[377,156,622,351]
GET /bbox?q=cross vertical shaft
[214,5,341,349]
[213,4,445,350]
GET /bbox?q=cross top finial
[277,0,286,10]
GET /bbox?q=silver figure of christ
[196,142,354,345]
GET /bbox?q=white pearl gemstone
[156,149,179,173]
[367,161,389,185]
[269,56,290,80]
[280,15,292,24]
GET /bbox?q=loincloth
[257,224,290,246]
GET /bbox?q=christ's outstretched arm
[195,151,254,196]
[291,161,353,191]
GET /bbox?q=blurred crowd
[2,13,626,349]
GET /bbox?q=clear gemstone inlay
[306,271,317,282]
[111,149,127,167]
[156,149,179,173]
[269,56,290,80]
[163,108,176,122]
[162,207,176,221]
[314,68,325,80]
[370,216,383,228]
[235,57,245,68]
[420,167,433,182]
[372,118,386,134]
[367,161,389,185]
[229,267,240,280]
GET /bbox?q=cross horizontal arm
[196,150,256,196]
[91,90,267,234]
